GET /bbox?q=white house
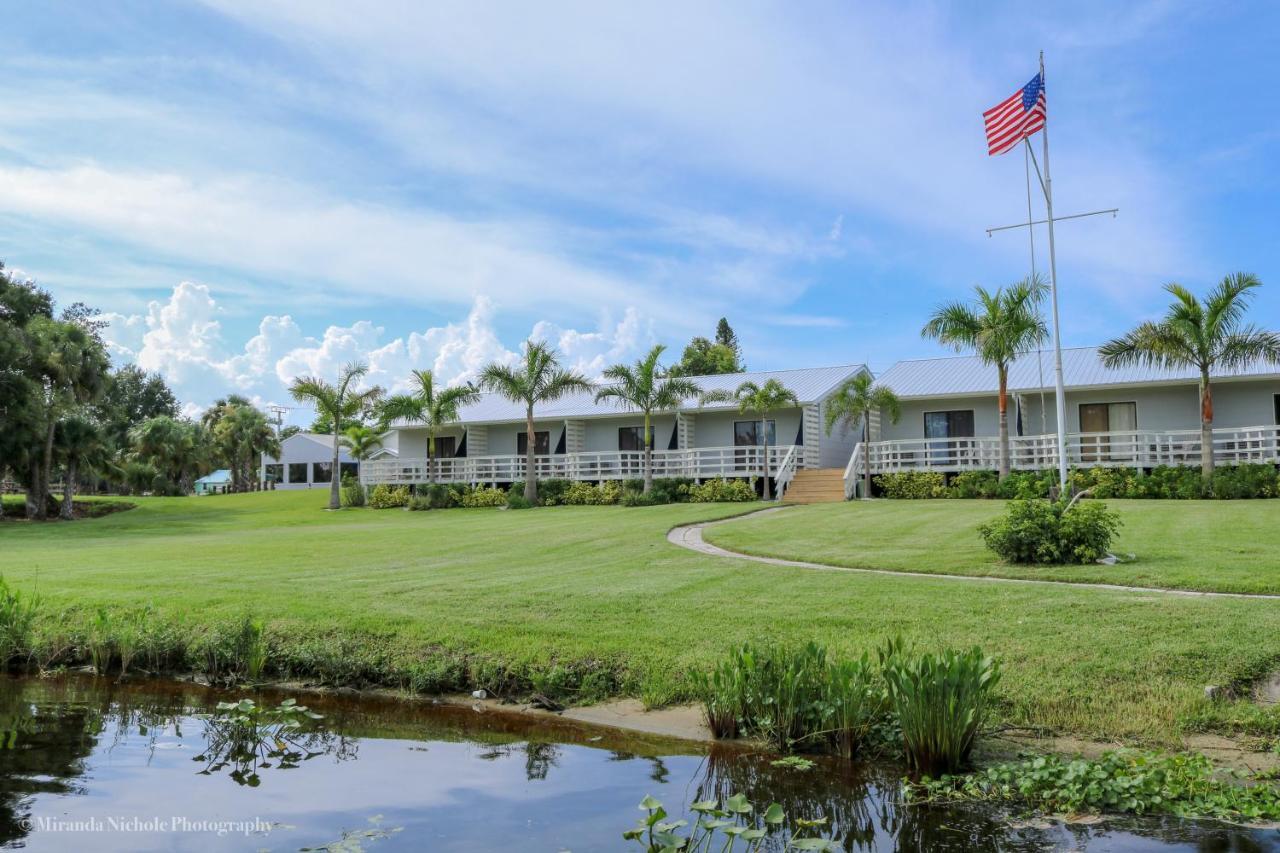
[846,346,1280,495]
[260,432,359,490]
[363,364,869,500]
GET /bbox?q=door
[734,420,775,471]
[923,410,974,465]
[1079,402,1136,462]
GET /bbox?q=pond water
[0,675,1275,852]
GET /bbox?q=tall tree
[210,403,279,491]
[670,336,743,377]
[379,369,479,483]
[92,365,179,450]
[1100,273,1280,480]
[823,373,901,500]
[714,318,743,365]
[921,276,1047,480]
[479,342,591,504]
[289,362,384,509]
[23,316,110,518]
[701,378,798,500]
[594,345,700,493]
[54,416,109,519]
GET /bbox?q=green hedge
[876,464,1278,500]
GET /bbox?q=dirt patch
[980,728,1280,776]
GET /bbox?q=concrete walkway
[668,506,1280,601]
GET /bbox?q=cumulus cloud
[100,282,653,424]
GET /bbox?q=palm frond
[1217,326,1280,372]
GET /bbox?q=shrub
[505,493,534,510]
[1068,466,1140,499]
[1209,464,1280,499]
[460,486,507,507]
[340,474,366,508]
[979,498,1122,564]
[688,478,756,503]
[948,471,998,499]
[513,478,570,506]
[561,481,622,505]
[882,644,1000,777]
[367,484,410,509]
[650,477,693,504]
[1133,465,1205,499]
[995,469,1055,499]
[620,490,658,507]
[0,577,39,669]
[411,483,460,510]
[875,470,946,499]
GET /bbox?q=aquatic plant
[623,793,834,852]
[882,645,1000,777]
[196,698,324,786]
[88,609,115,675]
[910,749,1280,822]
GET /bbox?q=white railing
[360,444,799,486]
[842,442,865,499]
[856,425,1280,475]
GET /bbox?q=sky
[3,1,1278,423]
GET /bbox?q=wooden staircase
[781,468,846,504]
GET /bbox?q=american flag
[983,73,1046,156]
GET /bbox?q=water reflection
[0,675,1273,852]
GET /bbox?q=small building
[193,469,233,495]
[260,432,359,490]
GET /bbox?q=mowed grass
[705,499,1280,595]
[1,490,1279,744]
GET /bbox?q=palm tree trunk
[761,418,772,500]
[997,367,1010,480]
[1200,371,1214,482]
[524,407,537,503]
[329,412,342,510]
[60,459,77,520]
[427,428,436,485]
[38,417,56,520]
[643,411,653,493]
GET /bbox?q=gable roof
[396,364,866,427]
[195,469,232,484]
[283,431,338,449]
[878,346,1280,399]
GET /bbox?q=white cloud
[100,282,652,424]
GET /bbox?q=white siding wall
[691,408,804,449]
[817,400,858,468]
[261,434,355,490]
[880,378,1280,440]
[582,415,677,452]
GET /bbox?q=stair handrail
[774,444,798,501]
[842,442,864,500]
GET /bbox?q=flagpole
[1039,51,1070,493]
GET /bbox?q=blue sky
[2,1,1277,420]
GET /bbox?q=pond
[0,675,1274,851]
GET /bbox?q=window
[339,462,359,482]
[432,436,457,458]
[1274,394,1279,425]
[288,463,308,484]
[516,431,551,455]
[923,410,975,465]
[618,426,654,451]
[264,463,283,483]
[1079,402,1137,462]
[733,420,776,446]
[312,461,333,483]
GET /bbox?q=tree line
[0,265,280,518]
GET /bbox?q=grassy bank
[0,490,1277,745]
[705,499,1280,595]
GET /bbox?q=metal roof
[398,364,866,427]
[878,346,1280,399]
[195,469,232,484]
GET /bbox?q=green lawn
[1,490,1278,745]
[703,500,1280,595]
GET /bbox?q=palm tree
[129,416,205,494]
[1100,273,1280,480]
[594,345,700,493]
[289,362,384,510]
[209,401,279,491]
[824,373,901,500]
[338,425,384,463]
[701,378,798,500]
[54,415,108,519]
[379,369,480,483]
[921,275,1047,480]
[479,342,592,504]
